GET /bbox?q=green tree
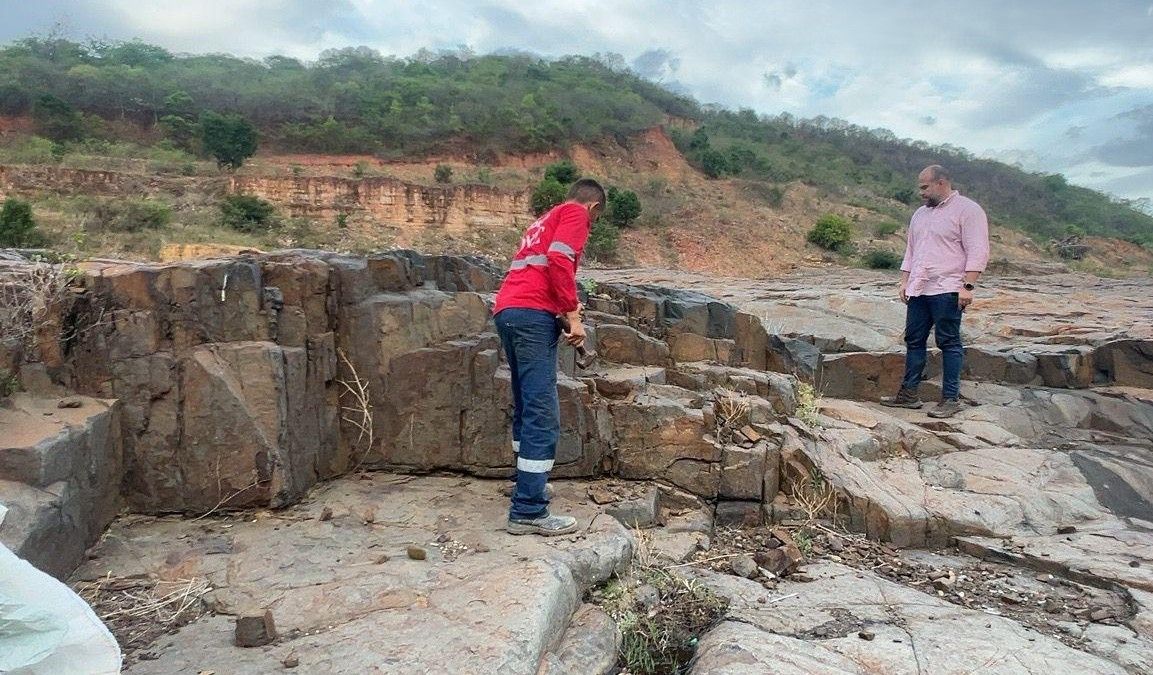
[0,84,30,115]
[0,198,42,246]
[544,160,579,185]
[199,111,258,169]
[606,186,642,227]
[434,164,453,183]
[700,148,730,179]
[807,214,853,251]
[531,178,567,216]
[31,94,83,141]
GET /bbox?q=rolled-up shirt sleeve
[962,203,990,272]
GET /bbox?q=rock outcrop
[2,254,1152,672]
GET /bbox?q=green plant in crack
[796,381,823,427]
[592,529,728,674]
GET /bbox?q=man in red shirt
[494,178,605,535]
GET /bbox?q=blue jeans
[901,293,963,400]
[495,308,561,521]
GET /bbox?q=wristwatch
[963,282,976,291]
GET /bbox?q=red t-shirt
[493,201,590,316]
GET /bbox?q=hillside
[0,37,1151,274]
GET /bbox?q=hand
[958,288,974,310]
[563,319,586,348]
[898,284,908,304]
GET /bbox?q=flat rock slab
[958,530,1153,593]
[72,475,632,674]
[691,562,1129,674]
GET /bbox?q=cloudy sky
[3,0,1152,202]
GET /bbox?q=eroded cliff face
[229,175,531,243]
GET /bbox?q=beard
[924,195,942,207]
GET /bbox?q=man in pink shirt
[881,165,990,418]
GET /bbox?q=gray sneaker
[507,513,579,536]
[927,399,963,419]
[880,388,923,409]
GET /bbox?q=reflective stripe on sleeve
[509,255,549,270]
[548,241,576,261]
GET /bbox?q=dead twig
[663,553,747,569]
[191,477,262,522]
[337,347,374,471]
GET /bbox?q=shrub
[0,136,59,165]
[861,248,902,269]
[543,160,578,185]
[806,214,853,251]
[586,218,620,261]
[84,198,171,233]
[700,149,731,179]
[873,221,900,238]
[531,178,567,216]
[220,194,276,233]
[433,164,453,184]
[0,198,45,246]
[606,187,642,227]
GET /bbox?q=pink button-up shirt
[901,191,990,297]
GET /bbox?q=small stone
[1056,525,1077,534]
[1129,560,1141,568]
[283,655,300,668]
[827,536,844,553]
[1044,598,1063,614]
[933,576,955,591]
[730,555,759,579]
[235,611,277,647]
[436,533,450,543]
[407,546,427,561]
[858,630,875,641]
[375,554,390,564]
[1090,608,1113,622]
[1000,594,1023,605]
[318,506,333,522]
[57,397,83,408]
[635,584,661,612]
[790,573,815,583]
[362,510,375,524]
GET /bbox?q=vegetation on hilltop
[0,36,1151,249]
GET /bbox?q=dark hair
[567,178,606,206]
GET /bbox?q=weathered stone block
[715,501,763,528]
[1035,346,1094,389]
[595,324,670,367]
[719,443,767,501]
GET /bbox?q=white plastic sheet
[0,503,122,674]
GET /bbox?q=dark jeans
[901,293,963,400]
[495,308,561,521]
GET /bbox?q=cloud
[632,49,680,81]
[1091,105,1153,167]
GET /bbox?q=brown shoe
[880,388,923,409]
[927,399,962,418]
